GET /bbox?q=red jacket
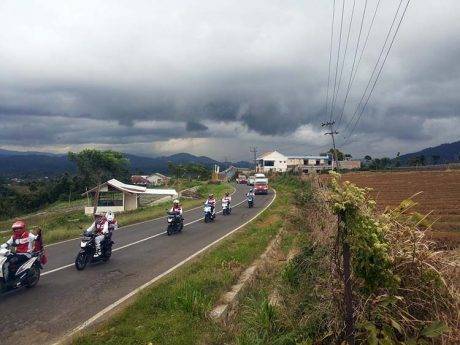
[8,231,37,253]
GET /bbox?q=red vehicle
[254,181,269,195]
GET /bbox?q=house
[82,179,178,215]
[256,151,288,172]
[131,173,170,186]
[256,150,334,173]
[287,155,333,174]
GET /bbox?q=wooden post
[340,211,355,344]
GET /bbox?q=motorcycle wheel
[102,245,112,262]
[204,215,209,223]
[167,224,173,235]
[25,265,40,288]
[75,252,88,271]
[179,223,184,232]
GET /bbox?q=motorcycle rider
[206,194,216,215]
[222,192,232,207]
[85,212,110,256]
[170,199,183,217]
[0,220,38,281]
[246,188,255,199]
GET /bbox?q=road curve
[0,184,274,345]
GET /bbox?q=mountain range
[0,149,251,178]
[397,140,460,165]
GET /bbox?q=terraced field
[341,170,460,246]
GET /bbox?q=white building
[83,179,178,215]
[256,151,333,173]
[256,151,288,172]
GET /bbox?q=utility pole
[322,121,340,171]
[250,147,257,171]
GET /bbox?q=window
[264,160,275,167]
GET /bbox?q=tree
[68,149,130,215]
[364,155,372,161]
[328,148,345,161]
[431,155,441,165]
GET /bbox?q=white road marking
[45,186,238,247]
[42,196,248,276]
[53,189,276,345]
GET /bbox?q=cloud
[186,121,208,132]
[0,0,459,160]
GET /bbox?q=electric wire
[329,0,346,122]
[324,0,337,121]
[330,0,356,123]
[341,0,404,141]
[335,0,368,130]
[341,0,411,147]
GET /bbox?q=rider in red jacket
[1,220,38,280]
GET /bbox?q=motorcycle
[75,231,113,271]
[204,203,215,223]
[247,195,254,208]
[0,244,44,292]
[222,200,231,215]
[167,211,183,235]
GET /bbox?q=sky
[0,0,459,161]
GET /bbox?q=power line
[342,0,412,146]
[324,0,337,121]
[347,0,382,104]
[335,0,368,129]
[341,0,404,139]
[329,0,346,121]
[330,0,356,123]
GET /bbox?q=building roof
[257,150,287,160]
[83,179,177,196]
[287,155,330,160]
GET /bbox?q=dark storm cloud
[186,121,208,132]
[0,0,459,159]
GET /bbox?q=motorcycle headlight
[167,218,173,222]
[80,241,87,248]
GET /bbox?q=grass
[73,181,291,345]
[0,182,233,245]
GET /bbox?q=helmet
[209,194,214,198]
[12,220,26,234]
[105,211,115,222]
[225,192,229,196]
[173,199,180,205]
[249,188,253,192]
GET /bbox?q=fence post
[339,211,355,344]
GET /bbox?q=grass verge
[73,185,289,345]
[0,182,232,245]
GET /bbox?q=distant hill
[398,140,460,165]
[0,149,251,178]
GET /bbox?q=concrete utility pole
[250,147,257,171]
[322,121,340,171]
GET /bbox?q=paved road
[0,184,274,345]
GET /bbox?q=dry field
[341,170,460,246]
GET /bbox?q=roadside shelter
[82,179,178,215]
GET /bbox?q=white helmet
[105,210,115,222]
[173,199,180,204]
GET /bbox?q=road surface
[0,184,274,345]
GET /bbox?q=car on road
[254,180,269,195]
